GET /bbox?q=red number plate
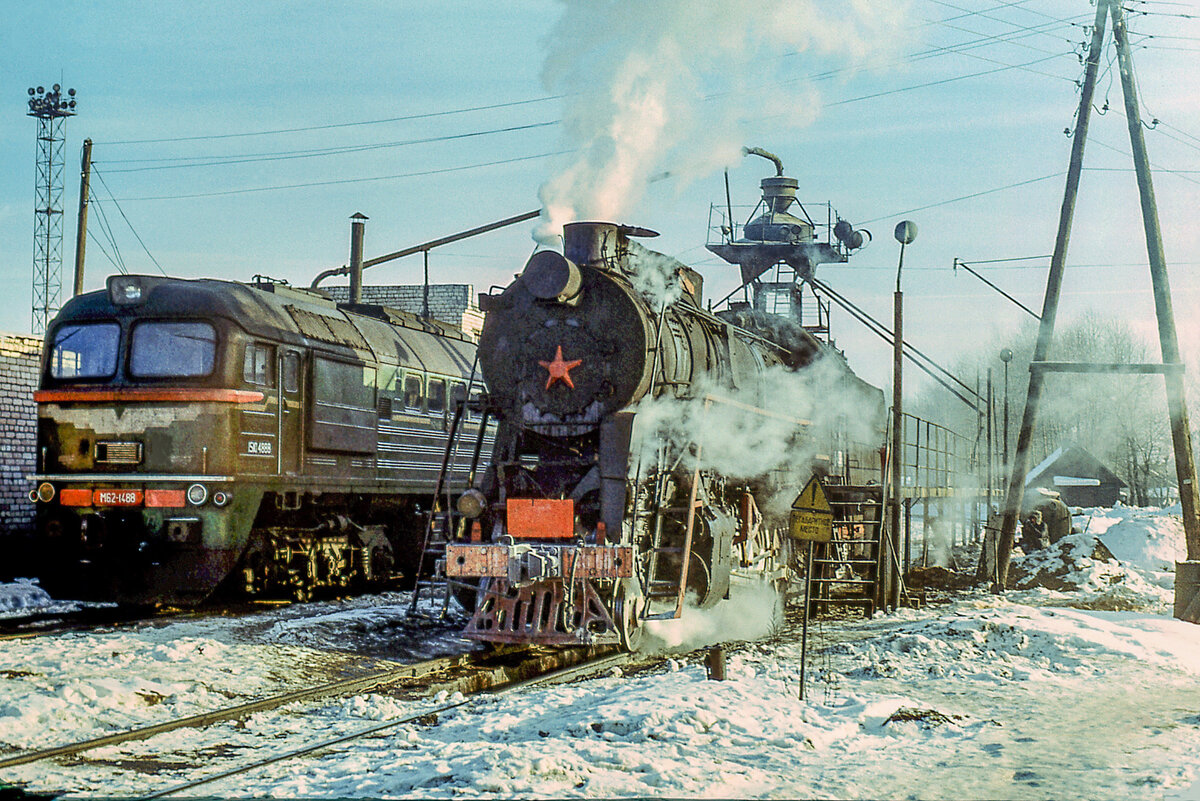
[93,489,143,506]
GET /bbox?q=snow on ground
[3,506,1200,799]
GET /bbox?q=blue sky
[3,0,1199,390]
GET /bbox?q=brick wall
[0,333,41,536]
[326,284,484,338]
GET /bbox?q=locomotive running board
[463,578,619,645]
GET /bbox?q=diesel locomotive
[444,222,884,648]
[29,273,490,605]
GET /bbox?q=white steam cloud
[535,0,909,242]
[631,354,885,517]
[642,577,784,652]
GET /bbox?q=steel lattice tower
[27,84,77,336]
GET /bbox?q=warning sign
[789,476,833,542]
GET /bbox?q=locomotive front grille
[96,441,143,465]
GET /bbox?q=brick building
[0,333,41,536]
[324,284,484,339]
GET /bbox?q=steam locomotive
[28,274,490,606]
[444,222,883,648]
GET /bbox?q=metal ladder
[806,482,885,617]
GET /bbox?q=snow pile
[0,579,55,616]
[1089,504,1187,572]
[1012,505,1185,612]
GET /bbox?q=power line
[95,121,560,173]
[108,150,572,201]
[825,52,1073,107]
[92,168,168,275]
[857,172,1064,226]
[88,194,128,276]
[95,95,562,145]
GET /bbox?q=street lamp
[890,220,917,611]
[999,348,1013,470]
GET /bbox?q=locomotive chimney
[349,212,367,303]
[563,221,623,268]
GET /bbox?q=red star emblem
[538,345,583,390]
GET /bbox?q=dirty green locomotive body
[31,274,489,606]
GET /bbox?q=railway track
[1,642,629,798]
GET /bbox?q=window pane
[283,353,300,393]
[243,344,273,386]
[131,322,217,378]
[404,375,423,409]
[450,382,466,413]
[428,379,446,413]
[50,323,120,379]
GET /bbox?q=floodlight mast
[27,83,77,336]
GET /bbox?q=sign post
[790,476,833,700]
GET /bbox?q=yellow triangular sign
[792,476,831,513]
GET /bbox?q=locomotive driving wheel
[613,579,645,652]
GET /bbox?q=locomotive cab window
[243,343,275,386]
[468,388,483,419]
[403,374,423,410]
[427,378,446,414]
[49,322,120,379]
[130,321,217,378]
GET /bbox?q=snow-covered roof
[1025,442,1126,488]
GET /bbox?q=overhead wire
[95,121,560,173]
[109,150,573,202]
[88,188,129,275]
[95,95,563,145]
[92,168,169,275]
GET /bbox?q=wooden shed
[1024,443,1127,508]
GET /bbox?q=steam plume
[535,0,909,243]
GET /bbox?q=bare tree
[912,312,1171,505]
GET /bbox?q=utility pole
[995,2,1107,587]
[72,138,92,298]
[1109,0,1200,561]
[27,83,77,335]
[998,0,1200,588]
[889,220,917,611]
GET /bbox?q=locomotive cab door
[278,350,303,475]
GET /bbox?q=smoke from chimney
[534,0,910,244]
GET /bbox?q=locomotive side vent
[96,441,143,465]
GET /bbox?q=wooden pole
[996,0,1109,587]
[1110,1,1200,560]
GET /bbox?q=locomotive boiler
[28,274,490,606]
[445,222,883,648]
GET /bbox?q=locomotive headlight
[212,490,231,507]
[35,482,55,503]
[456,489,488,519]
[107,275,145,306]
[186,483,209,506]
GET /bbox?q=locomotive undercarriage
[235,492,421,603]
[449,453,789,648]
